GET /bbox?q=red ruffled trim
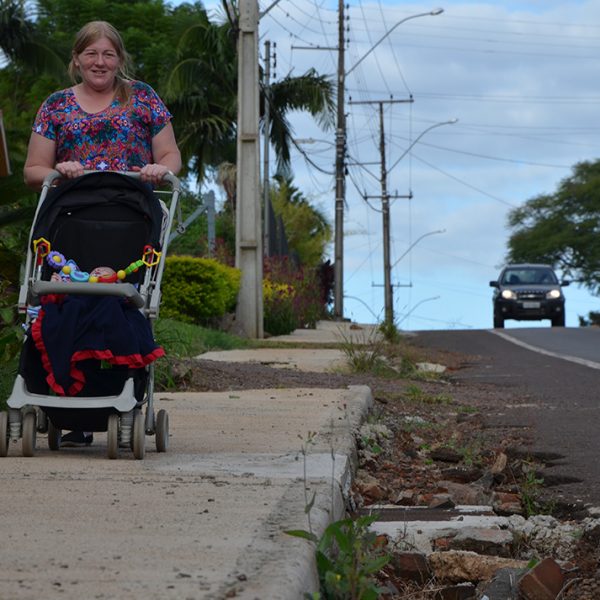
[40,294,65,305]
[30,302,165,396]
[31,306,67,395]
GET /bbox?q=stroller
[3,170,180,459]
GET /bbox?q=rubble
[350,384,600,599]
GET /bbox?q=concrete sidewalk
[0,322,374,599]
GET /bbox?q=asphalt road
[414,327,600,508]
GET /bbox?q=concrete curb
[223,385,374,600]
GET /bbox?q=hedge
[160,256,241,324]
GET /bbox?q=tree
[270,174,331,268]
[0,0,65,78]
[165,1,335,181]
[506,159,600,294]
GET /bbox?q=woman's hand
[55,161,85,179]
[133,163,171,186]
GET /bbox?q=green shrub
[160,256,241,325]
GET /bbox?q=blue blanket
[31,294,164,396]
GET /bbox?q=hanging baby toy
[33,239,161,283]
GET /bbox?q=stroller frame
[3,170,181,459]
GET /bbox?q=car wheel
[494,315,504,329]
[552,315,565,327]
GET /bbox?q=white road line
[489,329,600,371]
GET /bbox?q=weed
[521,463,548,518]
[404,384,452,405]
[456,404,478,414]
[287,428,390,599]
[378,320,402,344]
[287,514,390,600]
[338,327,391,375]
[360,434,383,456]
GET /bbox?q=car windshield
[501,268,558,285]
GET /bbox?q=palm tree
[0,0,65,77]
[165,1,335,181]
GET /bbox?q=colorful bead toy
[34,239,161,283]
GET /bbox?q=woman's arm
[137,123,182,186]
[23,133,58,190]
[23,132,84,190]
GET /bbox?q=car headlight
[501,289,517,300]
[546,289,561,299]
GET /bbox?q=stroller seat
[4,171,180,459]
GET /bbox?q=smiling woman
[23,20,181,190]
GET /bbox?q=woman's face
[75,37,121,93]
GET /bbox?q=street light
[391,229,446,270]
[397,295,441,326]
[389,118,457,173]
[381,119,455,328]
[332,5,444,322]
[346,8,444,76]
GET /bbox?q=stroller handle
[42,169,180,192]
[31,280,145,309]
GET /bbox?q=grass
[404,384,453,406]
[152,317,251,391]
[153,317,250,355]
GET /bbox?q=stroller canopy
[31,172,164,278]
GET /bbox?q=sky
[195,0,600,330]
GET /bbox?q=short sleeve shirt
[32,81,172,172]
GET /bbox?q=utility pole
[263,40,272,257]
[350,98,413,327]
[378,102,393,327]
[333,0,346,321]
[236,0,263,338]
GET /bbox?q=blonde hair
[68,21,133,102]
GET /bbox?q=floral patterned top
[32,81,172,171]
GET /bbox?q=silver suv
[489,264,569,328]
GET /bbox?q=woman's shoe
[61,431,93,447]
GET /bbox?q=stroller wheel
[132,410,145,460]
[0,412,8,457]
[22,411,37,457]
[47,419,61,451]
[107,414,119,460]
[36,409,48,434]
[155,409,169,453]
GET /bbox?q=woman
[23,21,180,447]
[24,20,181,189]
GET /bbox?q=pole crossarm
[291,45,338,51]
[364,194,412,200]
[348,98,413,106]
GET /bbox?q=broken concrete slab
[428,551,528,584]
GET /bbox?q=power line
[409,152,517,209]
[388,136,573,169]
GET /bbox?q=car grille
[517,290,545,300]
